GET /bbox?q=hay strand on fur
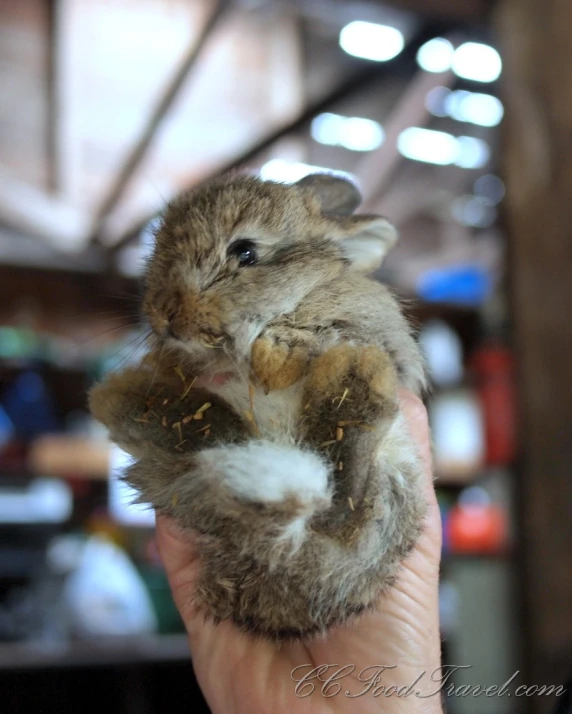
[334,387,350,409]
[172,421,183,442]
[180,376,197,400]
[249,382,256,413]
[243,409,261,437]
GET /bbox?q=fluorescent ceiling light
[397,128,459,166]
[311,113,385,151]
[444,90,504,126]
[452,42,502,83]
[456,136,491,169]
[260,160,333,183]
[339,21,404,62]
[427,88,504,126]
[416,38,454,73]
[311,113,344,146]
[397,127,490,169]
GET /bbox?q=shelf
[27,435,109,480]
[0,633,190,670]
[441,550,511,561]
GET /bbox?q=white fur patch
[194,440,331,507]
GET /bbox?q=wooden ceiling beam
[382,0,493,21]
[89,0,233,245]
[46,0,78,198]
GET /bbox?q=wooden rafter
[46,0,77,198]
[383,0,493,21]
[90,0,233,245]
[356,63,457,210]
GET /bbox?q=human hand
[156,389,443,714]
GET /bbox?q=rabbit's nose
[165,311,184,341]
[166,324,180,340]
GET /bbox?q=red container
[447,503,508,554]
[470,344,517,466]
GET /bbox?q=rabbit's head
[142,173,397,364]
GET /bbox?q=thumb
[155,515,246,662]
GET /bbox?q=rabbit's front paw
[90,370,248,458]
[303,344,397,423]
[251,334,311,392]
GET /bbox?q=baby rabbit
[89,172,427,640]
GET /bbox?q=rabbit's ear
[334,215,398,273]
[296,173,362,216]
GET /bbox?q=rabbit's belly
[209,379,304,443]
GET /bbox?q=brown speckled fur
[89,173,427,641]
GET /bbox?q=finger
[155,514,199,572]
[397,389,442,556]
[155,515,202,623]
[155,516,246,660]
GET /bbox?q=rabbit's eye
[228,239,258,267]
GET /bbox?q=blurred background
[0,1,570,712]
